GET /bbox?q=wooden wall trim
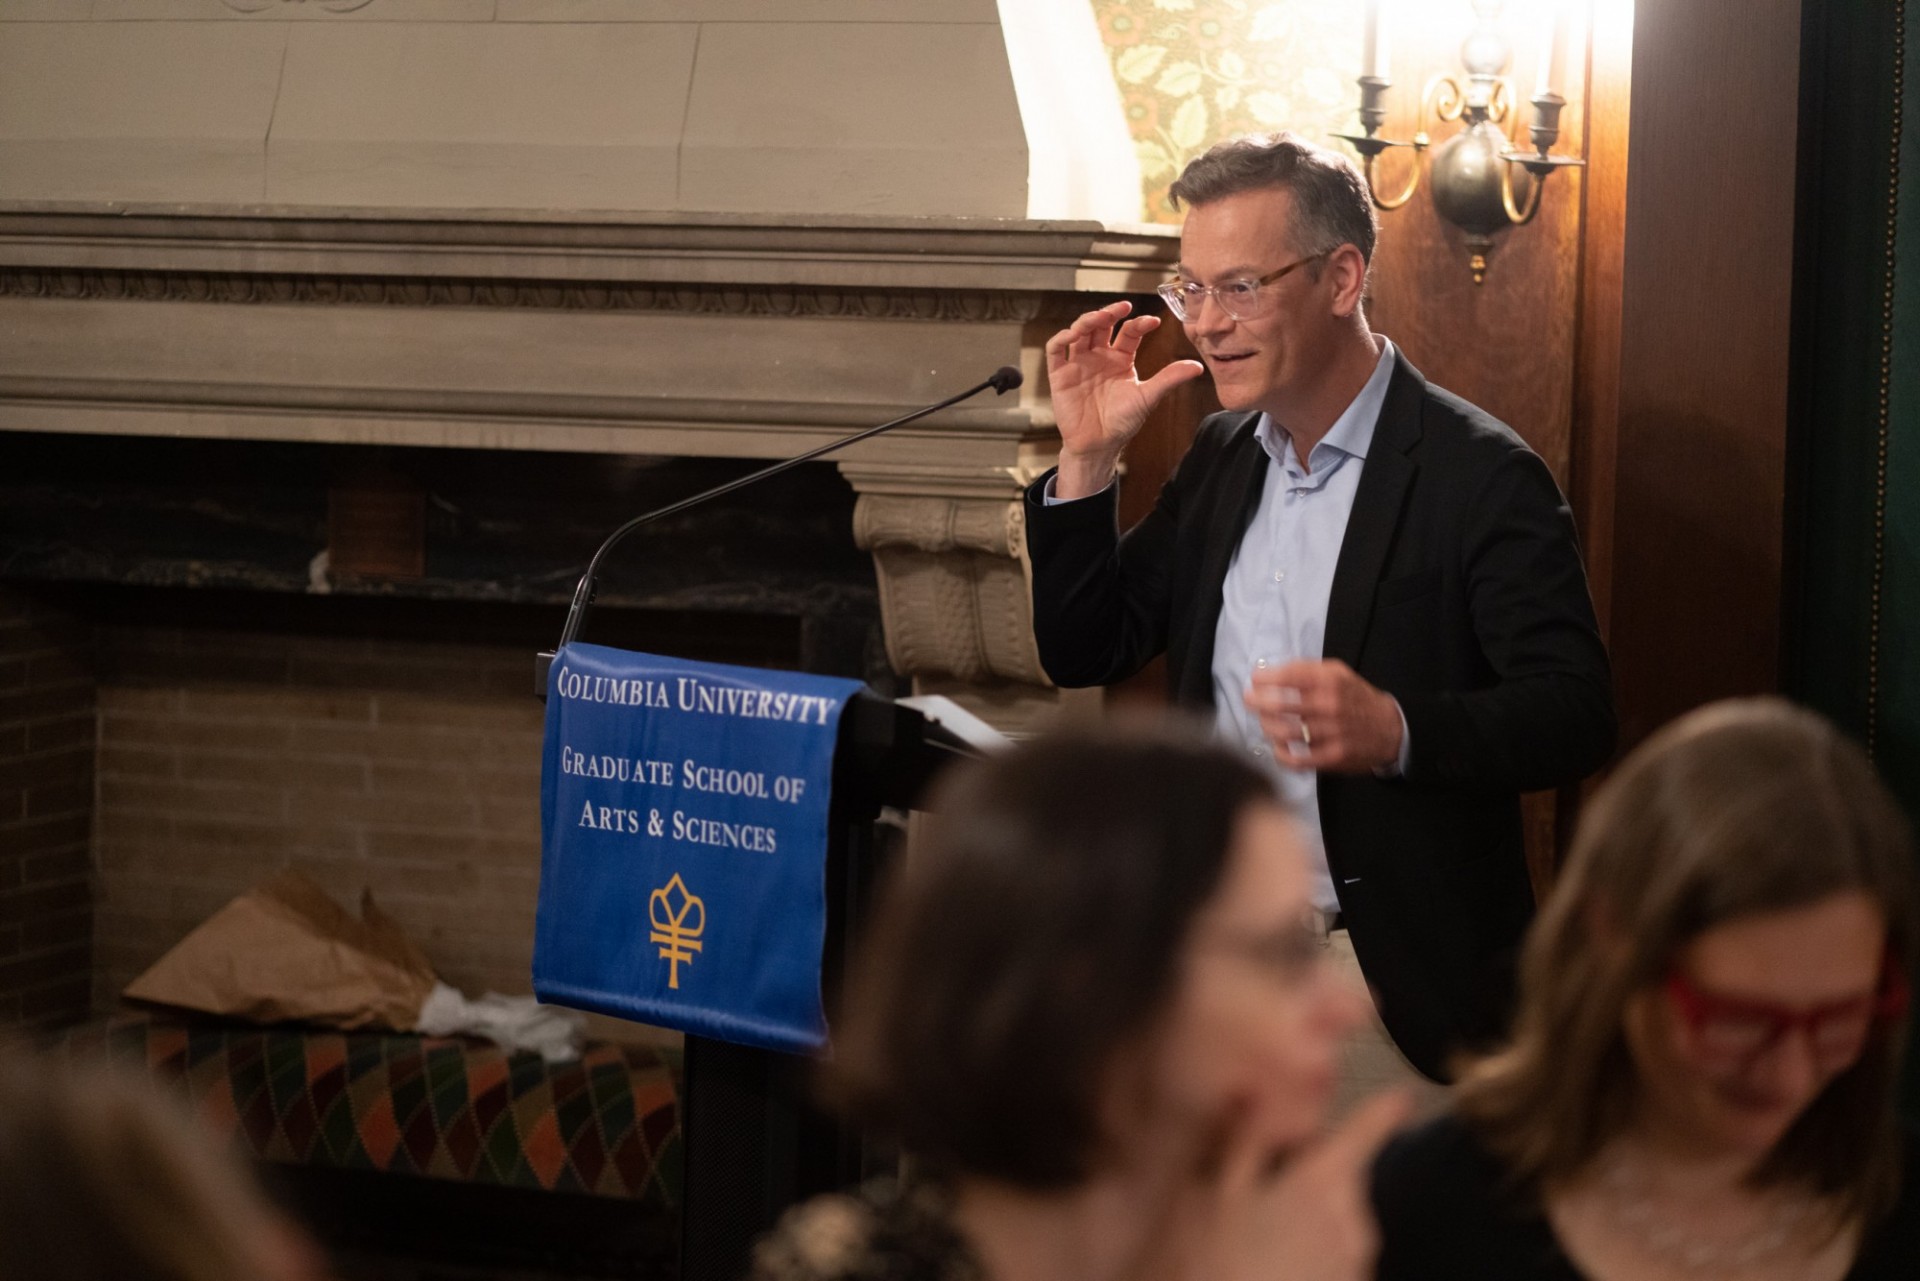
[1570,1,1636,644]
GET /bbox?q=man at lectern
[1023,132,1615,1085]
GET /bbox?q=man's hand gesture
[1045,300,1205,500]
[1245,660,1407,774]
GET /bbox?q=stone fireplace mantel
[0,0,1169,1044]
[0,203,1180,727]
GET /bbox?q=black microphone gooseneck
[538,365,1023,692]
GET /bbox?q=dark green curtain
[1789,0,1920,1109]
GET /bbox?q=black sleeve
[1023,465,1183,690]
[1396,446,1617,791]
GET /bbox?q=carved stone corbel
[846,476,1097,735]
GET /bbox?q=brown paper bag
[124,870,438,1032]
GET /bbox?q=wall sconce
[1334,1,1584,284]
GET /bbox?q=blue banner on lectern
[533,642,863,1054]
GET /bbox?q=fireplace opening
[1,428,890,1279]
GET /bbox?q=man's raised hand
[1045,300,1205,500]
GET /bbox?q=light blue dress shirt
[1211,338,1398,913]
[1044,338,1403,914]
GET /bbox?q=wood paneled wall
[1603,0,1804,749]
[1364,81,1589,491]
[1371,0,1807,790]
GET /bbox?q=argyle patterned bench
[56,1009,683,1211]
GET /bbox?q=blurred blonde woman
[1372,698,1918,1280]
[0,1046,329,1281]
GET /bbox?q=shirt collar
[1255,336,1397,469]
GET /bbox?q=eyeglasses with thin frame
[1664,954,1910,1072]
[1197,909,1330,987]
[1157,251,1332,322]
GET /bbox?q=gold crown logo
[648,873,706,990]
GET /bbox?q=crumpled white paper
[416,982,587,1063]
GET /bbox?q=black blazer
[1024,353,1615,1079]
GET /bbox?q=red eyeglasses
[1665,956,1910,1070]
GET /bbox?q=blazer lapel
[1181,415,1268,702]
[1323,354,1426,667]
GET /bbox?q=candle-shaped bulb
[1362,0,1389,80]
[1535,3,1567,97]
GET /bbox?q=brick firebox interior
[0,586,94,1028]
[92,624,550,1013]
[1,582,808,1043]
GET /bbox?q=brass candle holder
[1334,3,1585,284]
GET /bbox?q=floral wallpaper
[1091,0,1363,223]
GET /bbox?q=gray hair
[1168,132,1379,265]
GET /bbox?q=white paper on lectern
[898,695,1013,754]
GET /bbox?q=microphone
[985,365,1022,394]
[536,366,1024,695]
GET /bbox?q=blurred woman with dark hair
[1373,697,1919,1279]
[753,721,1408,1281]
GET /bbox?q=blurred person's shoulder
[753,1178,982,1281]
[1371,1110,1514,1211]
[1370,1111,1577,1281]
[1850,1126,1920,1279]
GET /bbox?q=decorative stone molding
[0,205,1175,733]
[0,268,1045,322]
[0,205,1174,293]
[223,0,375,12]
[853,492,1025,558]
